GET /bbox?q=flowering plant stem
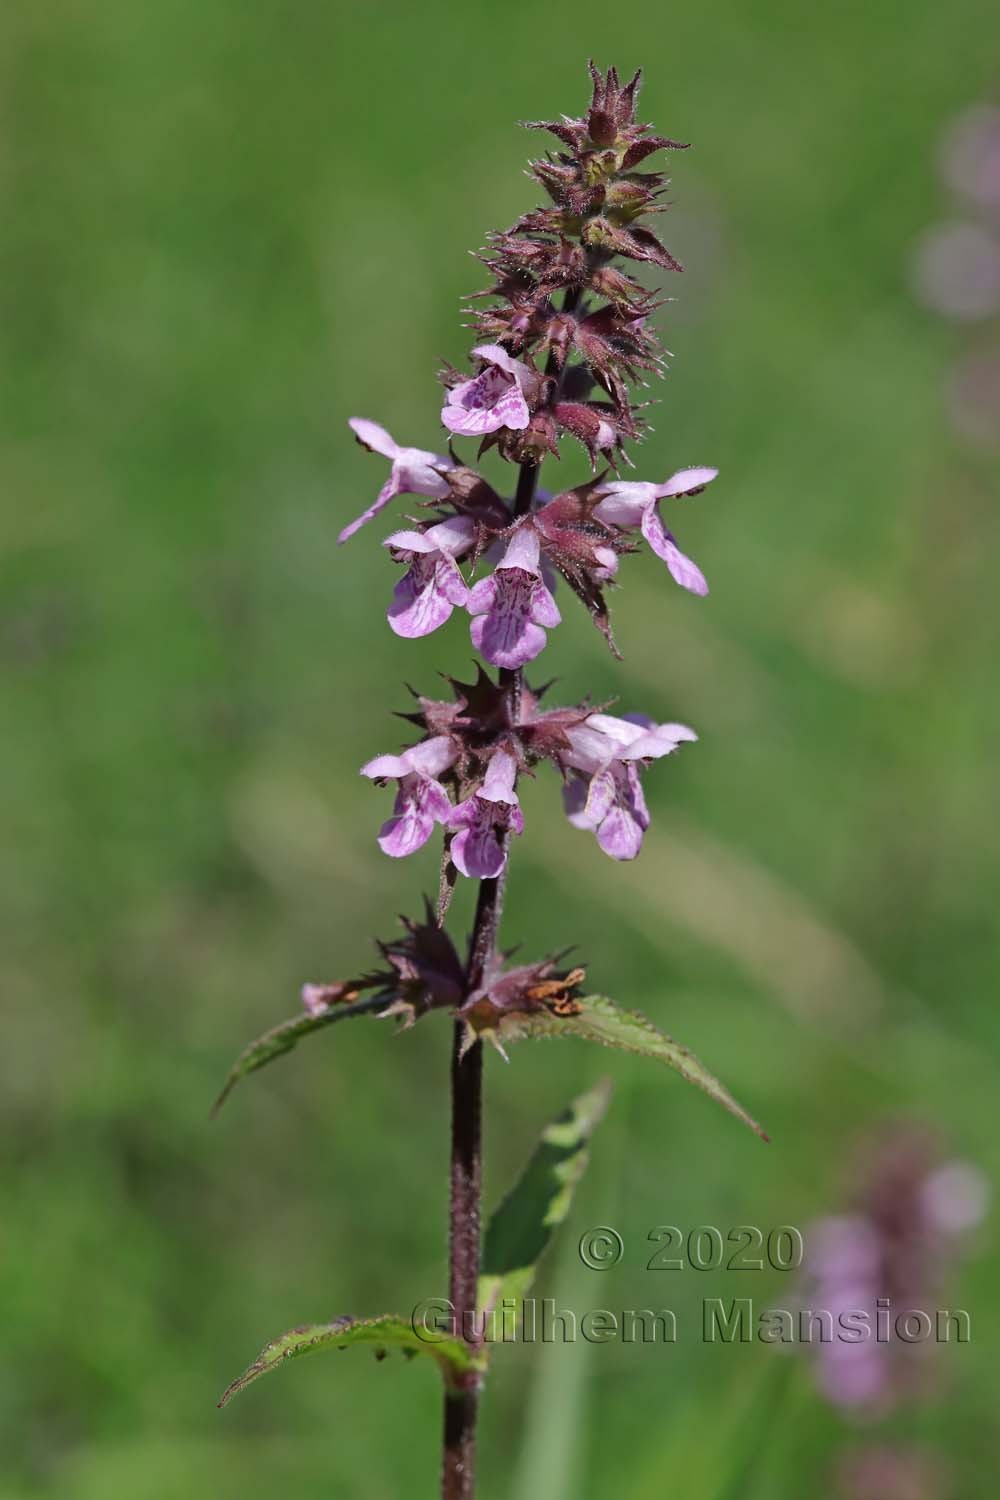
[443,1020,483,1499]
[442,449,541,1497]
[214,66,769,1500]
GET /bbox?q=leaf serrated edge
[498,994,769,1142]
[218,1314,484,1407]
[211,994,390,1116]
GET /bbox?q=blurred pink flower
[948,350,1000,446]
[836,1443,949,1500]
[910,221,1000,321]
[802,1127,988,1416]
[940,102,1000,208]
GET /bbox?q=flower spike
[225,70,762,1500]
[339,65,716,661]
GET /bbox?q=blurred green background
[3,1,999,1495]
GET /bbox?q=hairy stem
[442,1019,484,1498]
[441,717,518,1500]
[442,823,511,1499]
[441,576,530,1500]
[442,286,577,1496]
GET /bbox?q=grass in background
[2,1,998,1495]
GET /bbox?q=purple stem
[441,290,577,1496]
[440,484,539,1500]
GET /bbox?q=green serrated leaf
[498,995,768,1142]
[478,1077,612,1323]
[211,995,389,1116]
[218,1314,483,1407]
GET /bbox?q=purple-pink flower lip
[560,712,697,860]
[658,466,718,496]
[593,467,717,596]
[583,712,698,761]
[383,516,476,558]
[341,418,455,545]
[441,345,542,437]
[361,735,457,783]
[380,517,476,640]
[478,747,520,803]
[466,523,561,669]
[495,520,542,574]
[447,748,524,879]
[360,736,458,859]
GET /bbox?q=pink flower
[941,103,1000,209]
[466,522,561,669]
[561,712,697,860]
[360,736,457,858]
[441,344,543,437]
[383,516,475,639]
[593,467,717,594]
[342,419,455,543]
[800,1132,989,1417]
[910,221,1000,322]
[448,750,524,879]
[805,1215,888,1410]
[921,1160,991,1235]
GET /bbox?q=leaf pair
[215,985,766,1404]
[213,986,766,1142]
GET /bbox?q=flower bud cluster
[340,66,716,665]
[462,62,689,469]
[302,906,588,1055]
